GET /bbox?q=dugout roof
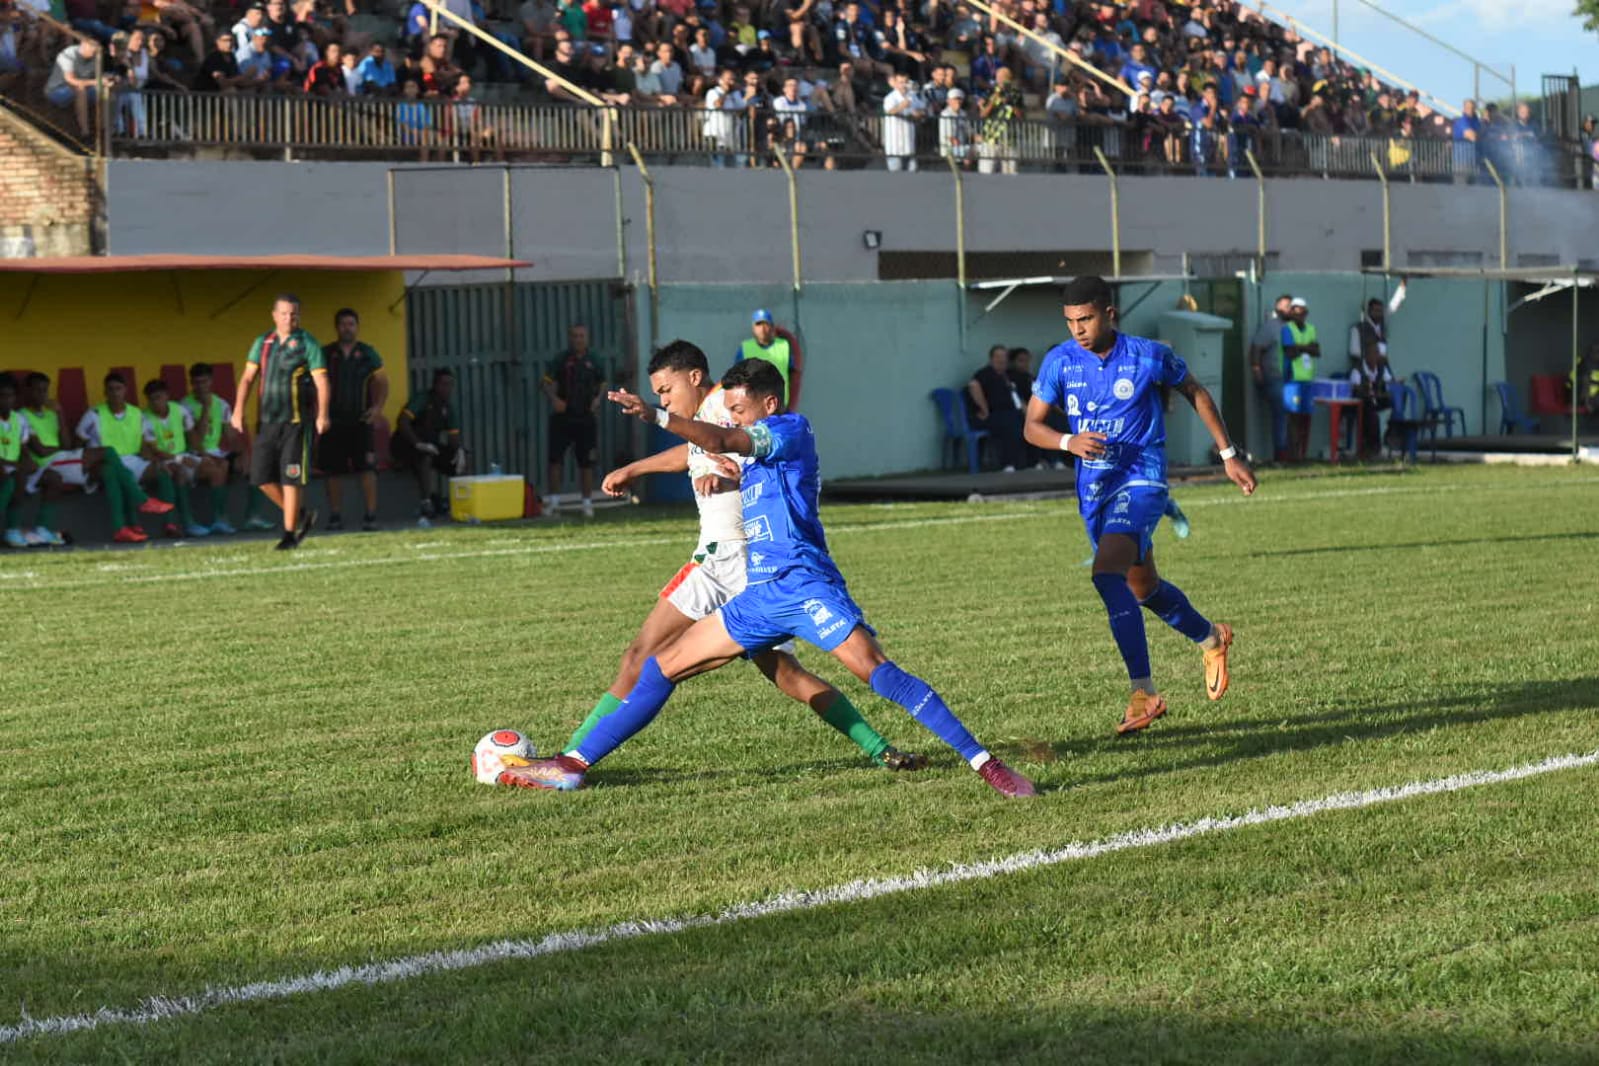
[0,254,533,274]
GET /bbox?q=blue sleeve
[745,413,806,464]
[1281,324,1294,348]
[1158,345,1188,386]
[1032,350,1063,407]
[733,347,744,364]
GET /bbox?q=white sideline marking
[5,513,1037,591]
[4,748,1594,1046]
[6,474,1595,591]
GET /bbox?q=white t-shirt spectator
[703,84,742,146]
[939,104,969,157]
[773,92,808,130]
[882,85,924,158]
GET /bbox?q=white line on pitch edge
[3,748,1594,1046]
[5,474,1594,590]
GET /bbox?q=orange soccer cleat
[1116,690,1168,736]
[1204,623,1234,701]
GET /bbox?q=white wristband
[1058,434,1072,451]
[1218,445,1237,461]
[654,407,670,428]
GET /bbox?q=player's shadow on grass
[1028,677,1599,782]
[1251,530,1599,558]
[596,757,880,787]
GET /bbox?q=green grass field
[3,464,1598,1063]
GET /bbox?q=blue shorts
[718,566,871,653]
[1081,478,1168,562]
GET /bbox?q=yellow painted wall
[0,269,409,423]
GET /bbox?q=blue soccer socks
[1092,572,1153,689]
[570,657,676,766]
[870,661,987,764]
[1138,579,1214,644]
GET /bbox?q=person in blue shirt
[502,348,1036,798]
[1024,276,1256,736]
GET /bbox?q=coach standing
[320,307,389,532]
[542,323,605,519]
[231,293,331,550]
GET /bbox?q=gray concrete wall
[108,159,1599,283]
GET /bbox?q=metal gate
[405,279,636,486]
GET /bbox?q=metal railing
[114,93,1593,187]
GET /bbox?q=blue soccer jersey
[717,412,871,652]
[1035,331,1188,559]
[737,412,838,584]
[1034,331,1188,493]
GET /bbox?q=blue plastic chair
[1411,371,1467,439]
[1491,380,1539,434]
[1388,382,1422,463]
[930,388,989,475]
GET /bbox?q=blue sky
[1269,0,1594,108]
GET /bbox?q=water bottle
[489,461,502,476]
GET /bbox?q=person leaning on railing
[195,28,254,91]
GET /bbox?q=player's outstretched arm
[1173,377,1256,495]
[608,389,753,455]
[601,443,691,497]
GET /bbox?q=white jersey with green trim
[686,386,750,550]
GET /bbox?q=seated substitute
[391,368,465,524]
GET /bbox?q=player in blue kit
[502,350,1036,798]
[1025,276,1256,735]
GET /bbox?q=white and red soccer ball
[472,729,537,784]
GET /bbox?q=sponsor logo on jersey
[1113,378,1136,400]
[743,514,773,543]
[1066,395,1080,417]
[802,598,834,626]
[740,482,764,509]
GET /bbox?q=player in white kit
[557,340,926,770]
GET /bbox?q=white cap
[1290,297,1308,308]
[949,87,965,98]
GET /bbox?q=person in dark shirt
[542,323,607,515]
[195,31,253,91]
[965,344,1026,471]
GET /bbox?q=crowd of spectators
[0,0,1587,181]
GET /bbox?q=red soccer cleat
[498,754,588,791]
[112,525,149,543]
[137,497,175,516]
[978,757,1037,798]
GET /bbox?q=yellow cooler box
[450,475,524,522]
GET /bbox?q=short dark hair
[988,344,1009,359]
[648,339,710,376]
[189,362,213,379]
[1010,347,1032,362]
[335,307,359,323]
[104,371,127,387]
[24,372,49,388]
[0,374,16,392]
[1062,275,1115,309]
[1277,292,1293,303]
[273,292,301,308]
[721,357,784,400]
[143,379,167,399]
[431,368,455,384]
[1367,298,1383,308]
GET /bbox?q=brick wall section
[0,105,99,255]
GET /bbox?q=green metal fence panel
[406,279,635,488]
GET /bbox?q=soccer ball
[472,729,537,784]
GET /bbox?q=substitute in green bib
[20,371,90,546]
[75,372,178,544]
[0,375,33,548]
[733,309,804,411]
[181,361,256,536]
[230,292,332,551]
[1279,296,1321,462]
[144,379,209,539]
